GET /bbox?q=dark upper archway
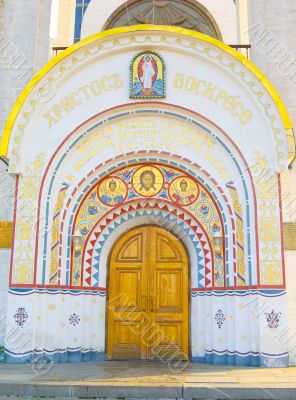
[104,0,222,40]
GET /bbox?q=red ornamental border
[80,200,214,289]
[30,103,259,286]
[8,103,286,290]
[71,163,226,288]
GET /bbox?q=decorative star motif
[214,309,226,329]
[14,307,28,328]
[265,309,281,330]
[69,313,80,327]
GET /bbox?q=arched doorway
[107,225,189,360]
[2,25,292,367]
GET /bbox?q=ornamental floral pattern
[265,309,281,330]
[214,309,226,329]
[69,313,80,327]
[14,307,28,328]
[71,163,225,288]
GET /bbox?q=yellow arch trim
[0,24,294,158]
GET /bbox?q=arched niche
[81,0,238,42]
[103,0,222,40]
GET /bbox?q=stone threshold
[1,381,296,399]
[0,361,296,399]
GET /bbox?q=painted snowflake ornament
[14,307,28,328]
[265,309,281,330]
[214,309,226,329]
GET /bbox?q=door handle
[142,294,147,311]
[150,295,154,312]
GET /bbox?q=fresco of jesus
[130,50,165,99]
[141,55,155,89]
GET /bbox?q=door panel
[107,226,188,360]
[156,235,181,262]
[116,233,144,262]
[112,321,143,359]
[158,271,182,311]
[107,227,148,359]
[117,270,141,309]
[149,227,188,360]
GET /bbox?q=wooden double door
[107,226,189,360]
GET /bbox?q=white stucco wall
[81,0,238,43]
[285,251,296,364]
[247,0,296,365]
[0,250,10,347]
[0,163,14,222]
[0,162,14,347]
[0,0,52,134]
[50,0,76,48]
[0,0,52,347]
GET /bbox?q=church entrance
[107,226,189,360]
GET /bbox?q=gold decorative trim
[0,24,294,166]
[0,221,13,249]
[283,222,296,250]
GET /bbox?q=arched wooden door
[107,226,189,360]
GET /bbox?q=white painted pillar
[0,0,52,348]
[247,0,296,365]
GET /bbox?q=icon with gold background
[132,166,164,197]
[130,50,165,98]
[98,177,127,206]
[169,177,199,206]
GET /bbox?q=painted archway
[1,25,295,367]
